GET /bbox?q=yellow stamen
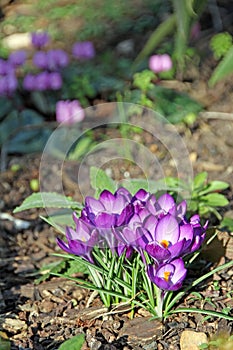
[163,271,171,282]
[160,239,169,248]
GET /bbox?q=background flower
[56,100,85,125]
[72,41,95,60]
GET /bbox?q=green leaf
[35,259,67,284]
[198,180,229,196]
[65,259,89,276]
[90,166,117,196]
[134,14,176,66]
[0,336,11,350]
[58,334,85,350]
[193,172,208,190]
[209,46,233,86]
[220,217,233,231]
[13,192,82,213]
[202,193,229,207]
[68,136,95,161]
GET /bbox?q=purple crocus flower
[188,214,207,253]
[35,71,50,90]
[8,50,27,67]
[149,54,172,73]
[48,72,62,90]
[81,188,133,229]
[33,51,48,70]
[23,74,35,91]
[57,215,99,263]
[147,258,187,291]
[0,73,18,96]
[145,214,193,262]
[31,31,50,49]
[0,59,14,75]
[72,41,95,60]
[56,100,85,125]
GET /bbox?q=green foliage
[13,192,82,213]
[90,166,117,197]
[133,70,155,92]
[209,46,233,87]
[58,334,85,350]
[189,172,229,220]
[68,133,97,161]
[210,32,232,59]
[0,335,11,350]
[0,109,52,154]
[134,0,208,73]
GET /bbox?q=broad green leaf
[198,180,229,196]
[13,192,82,213]
[65,259,89,276]
[209,46,233,86]
[90,166,117,196]
[220,217,233,231]
[58,334,85,350]
[202,193,229,207]
[193,172,208,190]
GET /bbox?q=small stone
[180,330,208,350]
[3,33,31,50]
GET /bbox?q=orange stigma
[160,239,169,248]
[163,271,171,282]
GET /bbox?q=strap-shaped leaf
[209,46,233,86]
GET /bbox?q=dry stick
[200,112,233,120]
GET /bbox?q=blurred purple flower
[0,73,18,96]
[149,54,172,73]
[48,72,62,90]
[35,71,50,90]
[31,31,50,49]
[147,258,187,291]
[33,51,48,69]
[0,59,14,75]
[8,50,27,67]
[72,41,95,60]
[56,100,85,125]
[33,49,69,71]
[23,73,36,91]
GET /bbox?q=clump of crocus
[57,188,207,317]
[56,100,85,125]
[149,54,173,73]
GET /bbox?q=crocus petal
[146,243,171,261]
[170,258,187,284]
[100,190,116,211]
[85,197,105,215]
[155,214,179,244]
[95,212,116,228]
[168,240,185,259]
[158,193,175,212]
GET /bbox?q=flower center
[163,271,171,282]
[160,239,169,248]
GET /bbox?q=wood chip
[118,317,163,346]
